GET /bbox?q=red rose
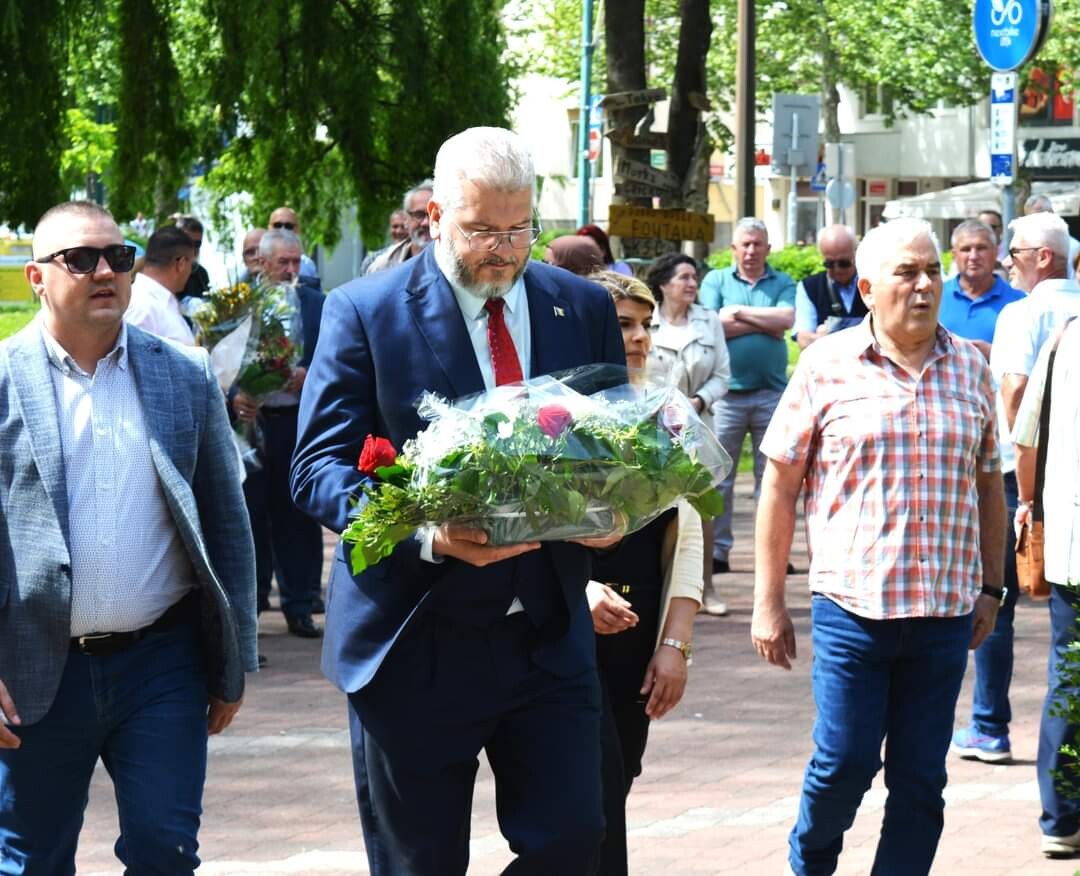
[358,435,397,475]
[537,404,573,438]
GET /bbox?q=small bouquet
[342,367,732,574]
[186,280,304,466]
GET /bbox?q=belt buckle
[76,633,114,654]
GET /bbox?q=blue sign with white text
[972,0,1050,72]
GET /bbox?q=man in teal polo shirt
[939,219,1024,359]
[699,217,795,574]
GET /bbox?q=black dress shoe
[286,614,323,638]
[311,596,326,615]
[712,558,731,574]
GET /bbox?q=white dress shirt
[40,319,197,635]
[125,272,195,346]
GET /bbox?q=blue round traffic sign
[972,0,1052,72]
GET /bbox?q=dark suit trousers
[347,610,605,876]
[243,406,323,618]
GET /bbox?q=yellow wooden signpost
[608,205,714,243]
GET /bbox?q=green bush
[705,245,823,282]
[0,302,38,340]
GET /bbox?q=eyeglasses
[406,210,428,222]
[271,221,296,230]
[1007,246,1041,259]
[242,247,259,257]
[451,220,541,252]
[35,245,137,275]
[823,259,853,270]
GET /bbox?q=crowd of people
[0,123,1078,876]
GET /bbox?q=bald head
[817,224,857,286]
[268,207,300,234]
[31,201,118,260]
[242,228,265,274]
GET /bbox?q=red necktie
[484,298,523,386]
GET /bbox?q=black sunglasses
[35,245,137,275]
[271,221,296,230]
[823,259,853,270]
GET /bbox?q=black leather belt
[70,591,198,656]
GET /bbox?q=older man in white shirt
[1013,317,1080,859]
[124,226,196,345]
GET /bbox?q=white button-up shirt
[40,319,197,635]
[125,271,196,346]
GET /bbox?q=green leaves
[341,396,728,569]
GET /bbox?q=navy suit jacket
[290,247,625,693]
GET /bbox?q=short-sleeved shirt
[698,265,795,392]
[760,316,999,620]
[938,275,1024,344]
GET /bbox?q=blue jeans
[711,388,783,562]
[1038,584,1080,837]
[790,596,973,876]
[0,625,209,875]
[965,472,1020,736]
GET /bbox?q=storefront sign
[608,205,714,242]
[1019,138,1080,177]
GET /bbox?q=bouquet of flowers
[186,280,304,466]
[342,367,732,574]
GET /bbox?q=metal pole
[734,0,755,220]
[837,145,845,227]
[577,0,595,228]
[787,113,799,246]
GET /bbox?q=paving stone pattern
[77,483,1068,874]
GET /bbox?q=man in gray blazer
[0,200,257,874]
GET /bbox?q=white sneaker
[1041,827,1080,858]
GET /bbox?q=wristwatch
[981,584,1007,605]
[661,637,693,660]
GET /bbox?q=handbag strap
[1031,348,1055,523]
[1031,319,1074,523]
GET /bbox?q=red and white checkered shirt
[761,317,1000,620]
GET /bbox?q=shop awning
[883,180,1080,220]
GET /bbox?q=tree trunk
[821,35,841,144]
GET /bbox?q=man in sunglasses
[267,207,320,287]
[124,225,197,345]
[793,224,866,350]
[363,179,434,275]
[0,200,256,872]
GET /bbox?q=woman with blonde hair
[586,270,704,876]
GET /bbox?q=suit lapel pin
[553,306,565,318]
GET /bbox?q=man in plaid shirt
[751,218,1006,876]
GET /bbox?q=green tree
[0,0,515,247]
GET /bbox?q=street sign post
[772,94,820,245]
[973,0,1052,243]
[990,72,1017,184]
[587,94,604,171]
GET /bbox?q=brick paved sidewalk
[77,483,1069,875]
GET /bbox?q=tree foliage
[0,0,514,246]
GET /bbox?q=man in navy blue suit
[291,127,625,874]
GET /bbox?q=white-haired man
[1023,194,1080,279]
[291,128,625,874]
[751,218,1005,875]
[363,179,435,275]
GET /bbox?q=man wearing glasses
[363,179,434,275]
[267,206,320,286]
[177,214,212,298]
[0,201,256,872]
[291,127,624,875]
[792,224,866,350]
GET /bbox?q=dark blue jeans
[1038,583,1080,837]
[968,471,1020,736]
[790,596,973,876]
[0,625,209,875]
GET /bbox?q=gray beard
[434,237,526,300]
